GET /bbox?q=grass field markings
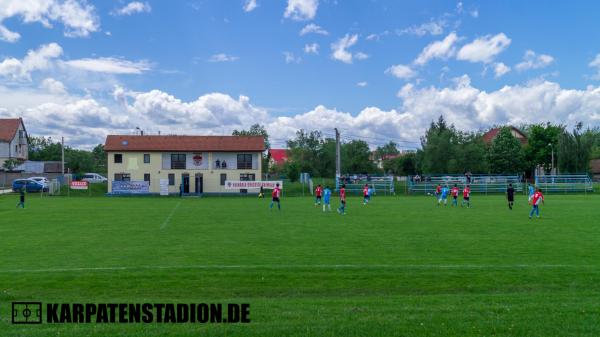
[160,201,181,230]
[2,264,599,274]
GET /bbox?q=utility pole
[335,128,341,179]
[61,136,65,176]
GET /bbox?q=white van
[82,173,107,183]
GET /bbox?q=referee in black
[506,183,515,210]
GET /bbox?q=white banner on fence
[224,180,283,190]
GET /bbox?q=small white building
[0,118,28,169]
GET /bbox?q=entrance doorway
[182,174,190,194]
[194,173,203,194]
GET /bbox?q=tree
[523,123,562,173]
[232,124,270,149]
[375,141,399,160]
[487,127,525,174]
[557,122,595,173]
[341,140,376,173]
[284,161,300,182]
[383,152,417,175]
[419,116,457,174]
[2,158,21,171]
[286,129,323,175]
[232,124,270,174]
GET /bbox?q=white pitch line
[0,264,598,274]
[160,201,181,230]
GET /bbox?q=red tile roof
[105,135,265,152]
[269,149,288,164]
[482,126,528,145]
[0,118,23,142]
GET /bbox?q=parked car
[12,179,49,192]
[28,176,50,187]
[81,173,107,183]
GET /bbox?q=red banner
[70,181,89,190]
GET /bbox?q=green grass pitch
[1,193,599,336]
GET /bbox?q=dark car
[12,179,49,193]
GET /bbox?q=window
[114,173,130,181]
[171,154,186,169]
[220,173,227,186]
[240,173,255,181]
[144,173,151,185]
[237,154,252,169]
[114,154,123,163]
[144,153,150,164]
[168,174,175,186]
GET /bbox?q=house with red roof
[268,148,289,168]
[482,126,528,145]
[0,118,28,169]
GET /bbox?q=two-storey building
[0,118,28,169]
[104,135,265,194]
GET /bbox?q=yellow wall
[107,151,262,194]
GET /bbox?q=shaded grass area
[0,193,599,336]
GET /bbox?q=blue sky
[1,0,600,148]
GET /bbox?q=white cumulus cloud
[590,54,600,80]
[414,32,458,66]
[385,64,416,80]
[112,2,151,16]
[330,34,367,64]
[0,43,63,81]
[284,0,318,21]
[0,0,99,42]
[493,62,510,78]
[515,50,554,71]
[40,77,67,95]
[207,53,239,62]
[304,43,319,54]
[243,0,258,12]
[299,23,328,36]
[457,33,511,63]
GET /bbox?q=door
[194,173,203,194]
[182,174,190,194]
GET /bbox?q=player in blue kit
[438,185,449,206]
[322,186,332,212]
[528,184,535,204]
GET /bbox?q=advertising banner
[112,181,150,194]
[70,181,89,190]
[224,181,282,190]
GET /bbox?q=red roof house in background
[482,126,528,145]
[268,149,289,167]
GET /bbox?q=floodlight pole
[335,128,341,179]
[61,136,65,176]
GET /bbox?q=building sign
[112,181,150,194]
[159,179,169,196]
[70,181,89,190]
[224,181,282,190]
[192,153,203,166]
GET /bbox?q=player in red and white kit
[269,183,281,211]
[337,184,347,215]
[450,184,459,207]
[362,184,370,205]
[435,184,442,198]
[461,185,471,208]
[314,184,323,207]
[529,188,545,219]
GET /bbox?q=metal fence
[408,174,523,194]
[336,175,395,195]
[535,174,593,193]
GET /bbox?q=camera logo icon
[12,302,43,324]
